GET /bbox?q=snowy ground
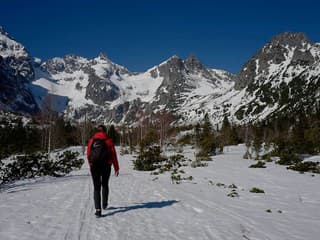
[0,145,319,240]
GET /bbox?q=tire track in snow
[77,178,92,240]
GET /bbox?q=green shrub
[186,176,193,181]
[228,184,238,189]
[277,153,302,165]
[250,187,265,193]
[227,190,239,197]
[171,172,182,183]
[196,150,212,161]
[191,159,208,168]
[287,161,320,173]
[133,145,166,171]
[198,137,216,157]
[53,151,84,175]
[0,151,84,184]
[216,182,226,187]
[262,151,276,162]
[177,134,192,146]
[249,161,266,168]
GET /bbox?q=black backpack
[89,139,108,165]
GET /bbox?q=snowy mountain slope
[186,32,320,125]
[33,33,320,124]
[0,26,28,59]
[0,27,38,114]
[1,26,320,125]
[228,32,320,123]
[1,145,319,240]
[32,53,235,124]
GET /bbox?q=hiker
[87,125,119,217]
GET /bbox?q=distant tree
[220,116,239,146]
[194,123,201,146]
[108,125,120,145]
[196,113,216,158]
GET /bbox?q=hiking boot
[103,204,108,210]
[95,209,101,217]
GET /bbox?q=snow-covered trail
[1,145,320,240]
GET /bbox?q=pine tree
[108,125,120,145]
[196,113,216,158]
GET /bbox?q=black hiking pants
[90,163,112,210]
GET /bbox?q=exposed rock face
[153,56,189,109]
[235,32,317,90]
[2,26,319,125]
[42,55,87,75]
[0,27,38,114]
[184,54,213,79]
[85,72,120,105]
[148,55,235,114]
[34,51,235,124]
[232,32,320,123]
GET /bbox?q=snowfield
[0,145,319,240]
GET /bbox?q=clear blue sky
[1,0,319,73]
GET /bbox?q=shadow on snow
[102,200,179,217]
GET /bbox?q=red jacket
[87,131,119,172]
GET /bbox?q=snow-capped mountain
[31,50,235,124]
[0,27,38,114]
[1,26,319,125]
[229,32,320,123]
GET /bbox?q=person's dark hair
[97,125,107,133]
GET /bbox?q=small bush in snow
[177,134,192,146]
[53,151,84,175]
[262,152,276,162]
[227,190,239,198]
[133,145,166,171]
[195,150,212,161]
[250,187,265,193]
[228,184,238,189]
[170,169,193,184]
[186,176,193,181]
[216,182,226,188]
[287,161,320,174]
[171,172,182,184]
[277,153,302,165]
[249,161,266,168]
[0,151,84,184]
[191,159,208,168]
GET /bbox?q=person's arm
[87,138,93,167]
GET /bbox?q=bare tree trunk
[81,113,87,155]
[48,123,51,155]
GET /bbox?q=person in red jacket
[87,125,119,217]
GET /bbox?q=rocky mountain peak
[269,32,310,48]
[185,53,199,61]
[0,27,29,59]
[97,52,109,61]
[64,54,83,60]
[184,54,204,72]
[235,32,318,90]
[0,27,37,113]
[162,55,183,67]
[0,26,6,35]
